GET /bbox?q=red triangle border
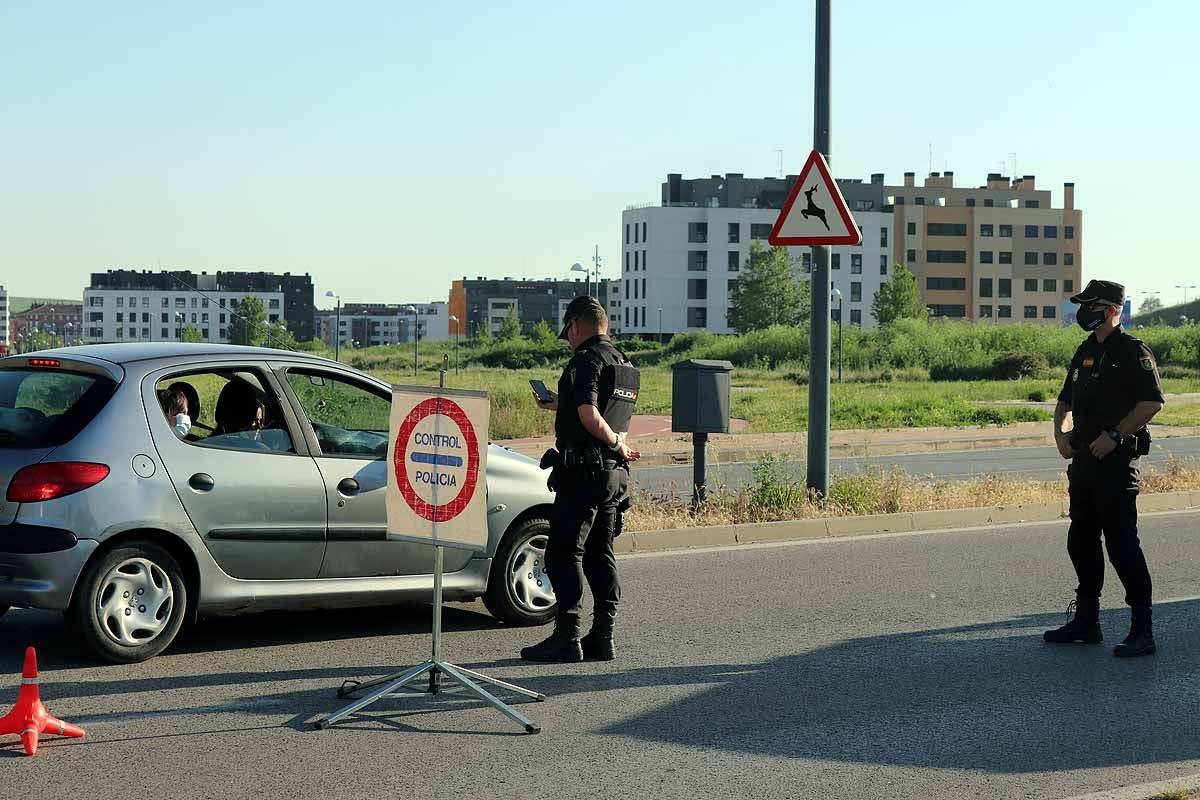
[768,150,862,246]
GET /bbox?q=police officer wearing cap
[521,296,641,663]
[1044,280,1165,657]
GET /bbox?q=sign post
[316,384,544,734]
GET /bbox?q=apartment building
[10,302,84,350]
[448,277,618,338]
[0,286,7,354]
[315,302,450,350]
[83,270,314,344]
[621,170,1080,333]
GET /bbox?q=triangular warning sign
[768,150,861,246]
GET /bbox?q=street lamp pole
[406,305,419,377]
[657,307,663,345]
[1176,284,1198,306]
[832,288,843,383]
[325,290,341,361]
[449,315,460,375]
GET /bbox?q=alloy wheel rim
[96,557,174,647]
[508,533,555,614]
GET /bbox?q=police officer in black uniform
[521,296,641,663]
[1044,280,1165,657]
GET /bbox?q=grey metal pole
[838,296,843,383]
[692,432,708,511]
[455,323,460,375]
[807,0,832,497]
[413,312,419,376]
[334,300,341,362]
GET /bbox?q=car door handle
[337,478,360,495]
[189,473,215,492]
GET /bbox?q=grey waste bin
[671,359,733,507]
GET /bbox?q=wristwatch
[1105,430,1121,444]
[609,432,625,451]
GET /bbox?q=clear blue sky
[2,0,1197,309]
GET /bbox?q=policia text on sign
[520,296,641,664]
[1044,280,1165,658]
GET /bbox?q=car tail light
[27,358,61,368]
[7,462,110,503]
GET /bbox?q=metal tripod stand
[316,362,543,734]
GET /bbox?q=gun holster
[1135,428,1151,456]
[540,448,563,492]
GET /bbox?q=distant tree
[529,319,556,345]
[262,322,297,350]
[872,263,927,325]
[229,297,266,346]
[1138,295,1163,314]
[728,243,807,332]
[474,319,493,344]
[180,325,204,343]
[497,306,521,341]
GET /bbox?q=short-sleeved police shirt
[1058,328,1164,440]
[555,335,621,446]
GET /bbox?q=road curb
[617,490,1198,554]
[1057,773,1200,800]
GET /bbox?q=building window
[89,311,103,322]
[1025,252,1039,265]
[1065,226,1075,239]
[88,296,104,307]
[142,297,150,307]
[641,278,646,299]
[1043,252,1057,266]
[879,228,888,247]
[851,254,862,274]
[688,251,708,271]
[1024,306,1038,319]
[906,222,916,235]
[202,313,209,323]
[269,299,280,309]
[831,254,841,270]
[879,256,888,275]
[999,224,1013,238]
[926,277,967,291]
[161,313,169,323]
[624,252,629,272]
[926,250,967,263]
[998,305,1012,318]
[175,298,186,308]
[625,224,630,244]
[624,308,629,326]
[1043,279,1057,292]
[980,251,994,264]
[1065,279,1074,293]
[161,328,169,338]
[907,249,917,263]
[850,282,862,302]
[202,329,209,338]
[116,327,124,338]
[927,223,967,236]
[999,251,1013,264]
[1064,253,1074,266]
[642,222,647,242]
[850,309,862,326]
[1026,200,1041,208]
[688,222,708,243]
[632,280,638,300]
[220,314,226,323]
[895,196,905,205]
[642,250,647,270]
[142,313,150,323]
[980,305,994,318]
[802,252,812,269]
[728,279,738,295]
[219,328,226,338]
[927,304,966,317]
[634,222,639,244]
[1043,305,1056,318]
[979,278,993,298]
[984,199,995,207]
[750,223,772,240]
[728,251,740,272]
[687,307,707,328]
[202,299,208,308]
[161,297,169,307]
[966,198,976,207]
[115,296,124,307]
[191,298,198,308]
[914,196,926,205]
[728,223,740,243]
[980,224,994,237]
[115,312,123,322]
[1025,225,1039,238]
[1044,225,1058,239]
[1024,278,1038,292]
[634,251,639,269]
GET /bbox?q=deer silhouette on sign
[800,184,830,231]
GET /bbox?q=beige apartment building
[891,172,1081,323]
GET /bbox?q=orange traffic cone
[0,647,85,755]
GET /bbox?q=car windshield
[0,368,115,448]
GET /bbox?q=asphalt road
[635,434,1200,498]
[3,510,1200,799]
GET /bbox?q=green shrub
[1028,389,1049,402]
[991,351,1051,380]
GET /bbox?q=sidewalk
[496,417,1200,466]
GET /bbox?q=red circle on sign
[394,397,480,523]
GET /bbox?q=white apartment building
[318,302,450,350]
[620,200,894,334]
[84,288,286,344]
[0,286,9,353]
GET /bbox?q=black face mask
[1076,307,1109,332]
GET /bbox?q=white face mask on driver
[172,414,191,437]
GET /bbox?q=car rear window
[0,369,116,448]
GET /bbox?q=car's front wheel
[484,516,556,626]
[68,541,188,664]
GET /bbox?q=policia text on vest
[1045,280,1165,658]
[520,296,641,664]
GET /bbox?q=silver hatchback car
[0,344,558,662]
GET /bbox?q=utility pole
[807,0,832,498]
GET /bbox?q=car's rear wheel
[68,541,188,664]
[484,516,556,626]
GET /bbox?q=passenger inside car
[156,387,191,437]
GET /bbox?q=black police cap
[1069,279,1125,307]
[558,296,605,340]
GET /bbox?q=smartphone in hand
[529,379,555,404]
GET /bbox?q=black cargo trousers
[1066,447,1152,607]
[544,461,629,631]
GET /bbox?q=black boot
[1044,595,1103,644]
[1113,606,1156,657]
[520,619,583,663]
[581,612,616,661]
